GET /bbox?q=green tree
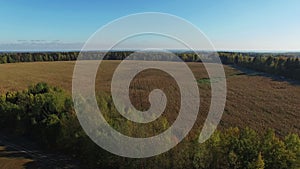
[254,152,265,169]
[284,134,300,169]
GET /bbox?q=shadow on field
[0,145,32,159]
[228,65,300,86]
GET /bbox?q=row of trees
[1,51,299,80]
[219,52,300,80]
[0,51,198,63]
[1,51,299,63]
[0,83,299,168]
[0,52,78,63]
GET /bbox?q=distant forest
[0,51,299,80]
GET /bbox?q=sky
[0,0,300,51]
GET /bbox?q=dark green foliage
[0,83,299,168]
[193,128,300,169]
[0,83,71,144]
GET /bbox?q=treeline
[0,51,136,63]
[0,83,299,169]
[219,52,300,80]
[1,51,299,64]
[0,51,199,63]
[0,52,79,63]
[1,51,300,81]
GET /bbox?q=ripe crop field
[0,61,299,136]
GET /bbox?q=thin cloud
[0,41,84,51]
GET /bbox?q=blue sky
[1,0,300,51]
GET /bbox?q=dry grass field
[0,61,299,137]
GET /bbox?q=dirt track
[0,133,82,169]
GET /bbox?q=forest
[0,83,299,169]
[219,52,300,81]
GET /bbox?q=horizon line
[1,49,300,54]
